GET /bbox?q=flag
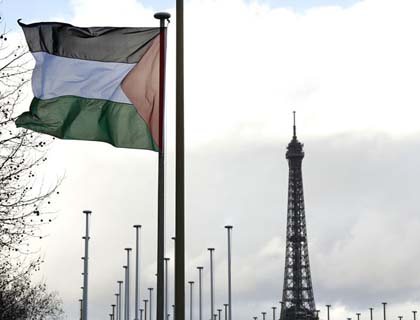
[16,21,162,151]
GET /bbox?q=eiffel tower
[281,112,317,320]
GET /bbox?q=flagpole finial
[154,12,171,22]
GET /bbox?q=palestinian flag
[16,21,162,151]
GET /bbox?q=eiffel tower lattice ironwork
[281,112,317,320]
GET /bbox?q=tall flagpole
[188,281,194,320]
[118,280,123,320]
[164,257,170,320]
[125,248,132,320]
[82,210,91,320]
[208,248,215,320]
[175,0,185,320]
[124,266,128,320]
[154,12,170,320]
[134,225,142,320]
[115,294,119,320]
[149,288,154,320]
[225,226,233,320]
[197,266,203,320]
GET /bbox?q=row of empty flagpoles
[250,304,420,320]
[78,212,420,320]
[77,210,233,320]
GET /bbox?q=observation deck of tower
[280,112,317,320]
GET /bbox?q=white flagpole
[134,225,142,320]
[82,210,91,320]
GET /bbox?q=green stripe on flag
[16,96,159,151]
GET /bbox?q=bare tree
[0,16,63,319]
[0,259,63,320]
[0,22,58,258]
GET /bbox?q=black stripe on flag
[19,20,161,64]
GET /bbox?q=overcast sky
[3,0,420,319]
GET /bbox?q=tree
[0,16,64,319]
[0,27,54,256]
[0,260,63,320]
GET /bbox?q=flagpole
[134,225,142,320]
[125,248,132,320]
[124,266,128,320]
[154,11,170,320]
[82,210,91,320]
[208,248,215,320]
[115,294,120,320]
[164,257,170,320]
[175,0,185,320]
[118,280,123,320]
[197,266,204,320]
[225,226,233,320]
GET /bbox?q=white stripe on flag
[32,52,136,104]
